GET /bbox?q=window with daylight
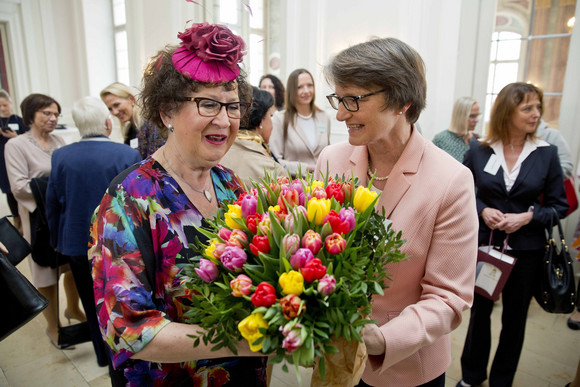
[209,0,267,85]
[112,0,130,85]
[485,0,576,128]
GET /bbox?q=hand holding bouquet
[181,172,405,384]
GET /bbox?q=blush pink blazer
[315,128,478,386]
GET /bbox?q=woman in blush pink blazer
[316,37,479,387]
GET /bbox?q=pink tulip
[220,246,247,272]
[325,233,347,255]
[301,230,323,255]
[230,274,253,297]
[283,234,301,255]
[241,194,257,218]
[289,248,314,270]
[195,259,218,282]
[282,328,303,353]
[317,274,336,296]
[339,207,356,233]
[218,227,232,241]
[213,243,227,259]
[227,229,249,248]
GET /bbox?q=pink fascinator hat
[172,22,247,83]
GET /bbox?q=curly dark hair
[140,45,251,136]
[259,74,285,110]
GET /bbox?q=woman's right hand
[0,242,8,254]
[480,207,505,230]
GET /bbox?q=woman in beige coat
[269,69,331,176]
[5,94,85,349]
[220,87,286,187]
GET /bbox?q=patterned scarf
[237,130,272,156]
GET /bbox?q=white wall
[280,0,495,144]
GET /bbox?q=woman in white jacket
[269,68,330,176]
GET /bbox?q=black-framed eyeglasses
[175,97,251,119]
[326,88,388,112]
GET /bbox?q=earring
[259,125,263,129]
[168,124,174,132]
[398,111,403,115]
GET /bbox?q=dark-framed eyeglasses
[326,88,388,112]
[175,97,251,119]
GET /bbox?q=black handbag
[0,215,31,266]
[0,251,49,341]
[29,177,67,268]
[534,208,577,313]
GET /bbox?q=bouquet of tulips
[181,171,405,384]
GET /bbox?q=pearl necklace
[367,166,389,181]
[163,148,213,203]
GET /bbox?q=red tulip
[300,258,327,283]
[250,235,271,255]
[251,282,277,307]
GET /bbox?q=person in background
[317,37,478,387]
[458,82,568,387]
[536,119,573,179]
[5,93,85,350]
[0,89,28,233]
[100,82,165,158]
[270,68,331,176]
[45,96,141,367]
[89,22,266,385]
[220,86,286,187]
[259,74,285,112]
[432,96,480,162]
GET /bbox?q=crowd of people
[0,20,578,387]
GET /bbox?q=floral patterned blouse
[89,158,267,386]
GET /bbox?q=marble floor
[0,193,578,387]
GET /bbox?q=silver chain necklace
[163,148,213,203]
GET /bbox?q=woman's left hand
[363,323,386,356]
[495,212,533,234]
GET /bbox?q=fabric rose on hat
[172,22,247,82]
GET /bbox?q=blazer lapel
[510,150,540,193]
[376,128,423,218]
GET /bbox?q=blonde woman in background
[432,97,480,162]
[100,82,141,145]
[269,69,331,176]
[100,82,166,158]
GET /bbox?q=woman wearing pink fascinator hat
[89,22,266,386]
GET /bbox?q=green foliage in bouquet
[180,171,405,381]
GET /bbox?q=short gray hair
[72,97,110,137]
[324,37,426,123]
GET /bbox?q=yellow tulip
[353,186,378,213]
[238,313,269,352]
[204,239,218,259]
[306,198,331,225]
[278,270,304,296]
[224,204,243,230]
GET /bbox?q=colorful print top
[89,158,267,386]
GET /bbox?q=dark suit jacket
[46,136,141,256]
[463,139,568,250]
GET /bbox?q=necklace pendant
[203,190,212,203]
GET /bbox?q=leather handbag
[534,208,577,313]
[0,216,31,266]
[0,251,49,341]
[29,177,67,268]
